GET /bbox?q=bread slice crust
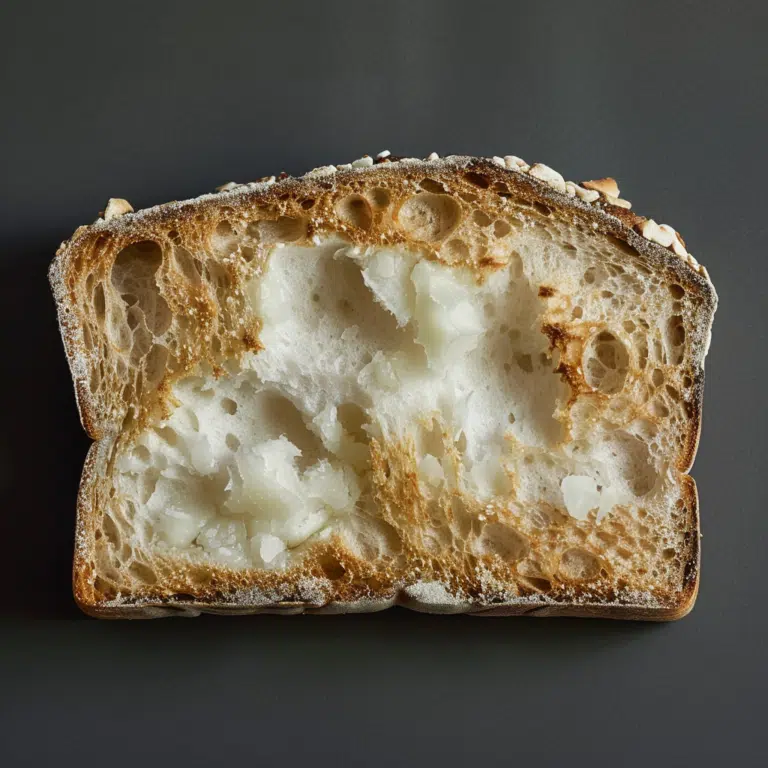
[51,154,716,619]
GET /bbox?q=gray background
[1,1,765,765]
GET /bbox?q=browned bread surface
[50,153,716,619]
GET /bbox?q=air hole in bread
[608,236,639,258]
[398,193,461,242]
[337,402,369,444]
[474,522,528,562]
[336,194,373,231]
[515,352,533,373]
[300,198,316,210]
[155,425,179,446]
[464,171,491,189]
[254,216,307,244]
[559,548,601,581]
[204,261,231,292]
[669,284,685,300]
[127,307,146,339]
[132,445,150,464]
[508,252,524,279]
[636,339,649,370]
[82,323,94,351]
[367,187,390,209]
[493,220,512,238]
[215,220,234,239]
[93,282,106,325]
[472,210,492,227]
[103,514,120,548]
[665,316,686,364]
[221,397,238,415]
[583,331,629,394]
[93,576,117,600]
[251,390,327,466]
[128,561,157,584]
[111,241,171,336]
[441,238,469,263]
[173,246,203,284]
[668,316,686,347]
[419,178,448,194]
[521,576,552,592]
[318,554,347,581]
[89,366,101,393]
[225,433,240,452]
[107,304,132,352]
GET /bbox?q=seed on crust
[582,177,620,197]
[529,163,567,193]
[104,198,133,220]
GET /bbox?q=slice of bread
[50,152,716,619]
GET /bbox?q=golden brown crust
[53,153,715,620]
[72,439,110,612]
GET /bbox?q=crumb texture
[52,156,714,615]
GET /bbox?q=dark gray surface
[1,1,765,765]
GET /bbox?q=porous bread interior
[71,172,706,608]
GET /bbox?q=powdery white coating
[402,582,471,613]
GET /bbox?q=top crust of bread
[49,153,716,619]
